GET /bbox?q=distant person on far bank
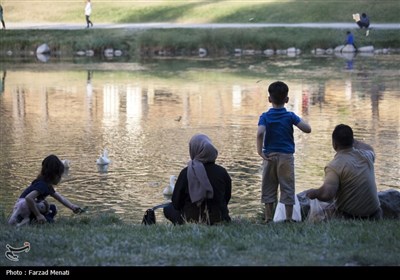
[0,71,6,94]
[85,0,93,28]
[345,31,357,51]
[0,4,6,29]
[353,12,370,36]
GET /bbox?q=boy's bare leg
[16,217,31,227]
[285,204,294,222]
[8,210,20,225]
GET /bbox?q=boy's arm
[296,119,312,133]
[256,125,268,160]
[51,192,80,212]
[353,139,374,152]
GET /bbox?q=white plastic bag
[273,195,302,222]
[307,199,331,223]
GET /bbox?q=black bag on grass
[141,203,170,225]
[142,208,156,225]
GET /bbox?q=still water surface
[1,54,399,223]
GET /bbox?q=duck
[61,159,71,169]
[96,148,111,165]
[163,175,177,196]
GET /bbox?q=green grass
[1,212,399,266]
[1,1,400,57]
[1,0,399,268]
[2,0,400,23]
[1,28,400,59]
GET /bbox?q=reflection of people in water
[86,70,94,118]
[86,70,93,96]
[310,82,325,111]
[302,88,310,115]
[340,52,356,70]
[346,58,354,70]
[370,84,384,118]
[0,71,6,94]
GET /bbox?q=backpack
[141,203,171,225]
[142,208,156,225]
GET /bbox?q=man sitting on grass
[305,124,382,220]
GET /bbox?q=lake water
[1,53,399,223]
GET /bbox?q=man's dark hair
[332,124,354,148]
[268,81,289,105]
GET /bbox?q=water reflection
[0,71,5,95]
[1,55,399,223]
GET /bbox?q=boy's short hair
[268,81,289,105]
[332,124,354,148]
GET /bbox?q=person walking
[85,0,93,28]
[257,81,311,223]
[344,30,357,52]
[0,4,6,29]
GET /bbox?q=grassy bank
[2,0,400,24]
[1,213,399,266]
[2,28,400,58]
[1,1,400,57]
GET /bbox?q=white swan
[96,149,111,165]
[61,159,71,169]
[163,175,177,196]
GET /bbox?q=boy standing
[257,81,311,223]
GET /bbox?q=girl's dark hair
[332,124,354,148]
[268,81,289,105]
[38,154,64,183]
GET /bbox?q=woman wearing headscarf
[163,133,232,225]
